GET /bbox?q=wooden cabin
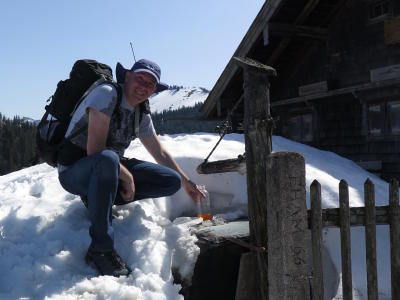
[201,0,400,180]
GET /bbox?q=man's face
[124,71,157,105]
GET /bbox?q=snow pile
[0,133,394,299]
[0,133,245,299]
[150,87,208,113]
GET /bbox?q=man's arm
[140,133,205,202]
[87,108,134,201]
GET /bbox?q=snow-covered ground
[0,134,394,299]
[150,87,208,113]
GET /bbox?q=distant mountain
[149,86,218,134]
[22,117,40,126]
[150,86,209,113]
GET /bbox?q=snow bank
[0,134,393,299]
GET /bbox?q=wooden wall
[271,0,400,180]
[271,0,400,101]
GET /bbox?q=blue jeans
[58,150,181,251]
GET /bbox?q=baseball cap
[116,59,169,93]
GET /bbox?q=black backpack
[36,59,122,167]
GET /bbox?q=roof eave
[201,0,285,118]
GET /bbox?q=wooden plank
[339,180,353,300]
[216,99,222,117]
[267,22,328,40]
[236,57,276,300]
[389,179,400,299]
[307,206,391,228]
[370,64,400,82]
[266,152,310,300]
[298,81,328,96]
[271,77,400,107]
[196,156,246,175]
[310,180,324,300]
[266,0,321,66]
[364,179,378,300]
[263,22,270,46]
[235,252,263,300]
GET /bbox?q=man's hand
[119,177,135,202]
[183,179,206,203]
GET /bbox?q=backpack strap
[134,105,140,137]
[66,81,122,141]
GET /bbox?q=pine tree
[0,114,37,175]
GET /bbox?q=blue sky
[0,1,264,119]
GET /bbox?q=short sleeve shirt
[65,82,155,158]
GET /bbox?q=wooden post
[339,180,353,300]
[310,180,324,300]
[234,57,276,300]
[364,179,378,300]
[266,152,310,300]
[235,252,262,300]
[389,179,400,299]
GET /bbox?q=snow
[0,133,394,299]
[150,87,208,113]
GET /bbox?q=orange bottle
[197,186,211,221]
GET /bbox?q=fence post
[234,57,276,300]
[310,180,324,300]
[339,180,353,300]
[364,179,378,300]
[266,152,310,300]
[389,179,400,299]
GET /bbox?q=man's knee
[165,170,181,195]
[94,150,120,178]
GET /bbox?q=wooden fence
[309,178,400,300]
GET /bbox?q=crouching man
[57,59,204,277]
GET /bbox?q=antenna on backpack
[130,42,137,63]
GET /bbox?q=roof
[201,0,350,119]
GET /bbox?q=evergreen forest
[0,103,219,176]
[0,113,38,175]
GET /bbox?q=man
[57,59,204,277]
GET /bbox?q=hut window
[368,104,385,135]
[367,101,400,135]
[369,1,390,21]
[388,101,400,134]
[288,113,313,142]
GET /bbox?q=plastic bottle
[197,185,211,221]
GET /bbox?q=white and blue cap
[116,59,168,93]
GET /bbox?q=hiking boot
[85,245,132,277]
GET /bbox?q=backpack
[36,59,122,167]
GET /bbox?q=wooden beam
[271,78,400,107]
[267,153,310,299]
[267,0,321,66]
[282,0,350,83]
[310,180,324,300]
[267,22,328,40]
[236,57,276,300]
[339,180,353,300]
[307,205,391,227]
[196,156,246,174]
[201,0,283,118]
